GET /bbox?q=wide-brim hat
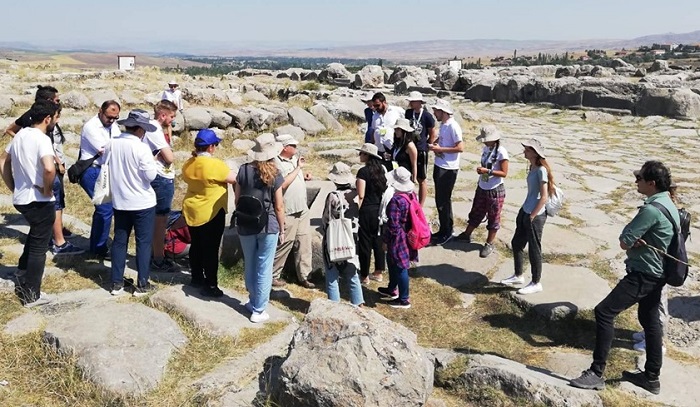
[388,167,414,193]
[475,125,502,143]
[248,133,284,162]
[276,133,300,146]
[406,91,424,102]
[393,117,414,133]
[168,79,178,85]
[355,143,382,160]
[117,109,156,132]
[521,138,546,159]
[359,92,374,102]
[432,98,454,115]
[328,162,355,185]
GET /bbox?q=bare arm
[529,181,548,220]
[356,178,366,208]
[234,182,241,206]
[225,169,237,184]
[477,159,509,178]
[427,126,437,144]
[0,152,14,191]
[41,155,56,197]
[158,146,175,165]
[407,142,418,182]
[274,187,285,241]
[4,122,20,138]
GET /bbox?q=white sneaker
[23,293,54,308]
[633,340,666,354]
[632,331,645,342]
[517,282,543,295]
[250,311,270,323]
[500,275,525,285]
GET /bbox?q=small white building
[117,55,135,71]
[448,58,462,70]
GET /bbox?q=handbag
[326,191,355,262]
[91,147,111,205]
[67,153,100,184]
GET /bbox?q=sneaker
[189,278,204,288]
[250,311,270,323]
[433,233,453,246]
[377,287,399,300]
[622,369,660,395]
[387,298,411,309]
[150,259,178,273]
[517,282,543,295]
[479,242,494,258]
[201,286,224,297]
[123,277,135,288]
[133,283,157,297]
[110,283,126,296]
[569,369,605,390]
[23,293,54,308]
[500,275,525,285]
[51,241,85,256]
[369,272,383,282]
[455,231,471,242]
[272,278,287,288]
[632,331,645,342]
[633,340,666,354]
[91,249,111,260]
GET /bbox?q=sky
[3,0,699,52]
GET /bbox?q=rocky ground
[0,63,699,406]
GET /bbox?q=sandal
[369,273,383,282]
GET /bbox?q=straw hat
[248,133,284,162]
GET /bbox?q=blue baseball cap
[194,129,222,147]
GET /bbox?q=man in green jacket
[570,160,678,395]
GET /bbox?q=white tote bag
[545,185,564,217]
[91,146,112,205]
[326,192,355,263]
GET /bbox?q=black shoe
[569,369,605,390]
[387,298,411,309]
[622,369,660,394]
[455,231,471,242]
[433,233,453,246]
[133,282,157,297]
[200,286,224,297]
[377,287,399,299]
[189,278,204,288]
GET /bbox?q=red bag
[164,211,191,258]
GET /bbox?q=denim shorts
[151,175,174,215]
[52,174,65,211]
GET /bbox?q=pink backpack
[398,192,431,250]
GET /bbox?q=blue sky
[3,0,699,50]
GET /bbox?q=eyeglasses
[101,113,119,121]
[372,104,382,108]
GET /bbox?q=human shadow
[270,289,311,313]
[178,284,250,317]
[668,295,700,323]
[439,238,483,254]
[416,263,490,292]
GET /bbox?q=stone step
[618,354,700,407]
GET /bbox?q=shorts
[417,150,429,181]
[151,175,175,215]
[52,174,65,211]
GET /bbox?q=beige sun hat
[388,167,414,193]
[248,133,284,162]
[168,79,178,85]
[359,92,374,102]
[355,143,382,159]
[393,117,415,133]
[475,125,502,143]
[432,98,454,115]
[521,138,546,159]
[328,162,355,185]
[406,91,424,102]
[276,133,300,146]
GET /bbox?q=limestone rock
[60,90,90,110]
[309,104,344,133]
[318,63,353,84]
[555,66,578,78]
[636,87,700,120]
[0,95,12,115]
[89,89,120,107]
[649,59,670,73]
[43,301,187,395]
[611,58,633,69]
[353,65,384,89]
[273,124,306,142]
[582,111,616,123]
[288,106,326,135]
[271,299,434,407]
[243,90,270,104]
[321,97,366,122]
[183,107,212,130]
[225,108,251,130]
[210,109,233,129]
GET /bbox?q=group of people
[0,83,681,393]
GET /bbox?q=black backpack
[649,202,690,287]
[233,164,270,233]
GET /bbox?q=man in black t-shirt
[405,91,436,206]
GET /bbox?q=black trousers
[188,209,225,287]
[511,208,547,283]
[591,271,665,378]
[433,165,458,236]
[14,201,56,303]
[358,204,385,278]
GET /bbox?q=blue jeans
[79,165,113,255]
[387,259,409,301]
[239,233,278,313]
[325,261,364,306]
[151,175,174,215]
[111,207,156,287]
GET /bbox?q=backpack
[325,191,356,262]
[233,164,270,233]
[649,201,690,287]
[398,192,431,250]
[164,211,191,259]
[545,185,564,217]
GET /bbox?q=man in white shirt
[161,79,184,111]
[0,100,58,307]
[371,92,402,172]
[108,110,158,297]
[79,100,122,258]
[143,100,178,273]
[428,99,463,245]
[272,134,314,288]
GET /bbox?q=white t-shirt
[372,105,402,153]
[80,115,121,166]
[478,145,509,190]
[434,118,463,170]
[162,89,183,110]
[6,127,56,205]
[107,133,157,211]
[142,120,174,179]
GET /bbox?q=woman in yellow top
[182,129,237,297]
